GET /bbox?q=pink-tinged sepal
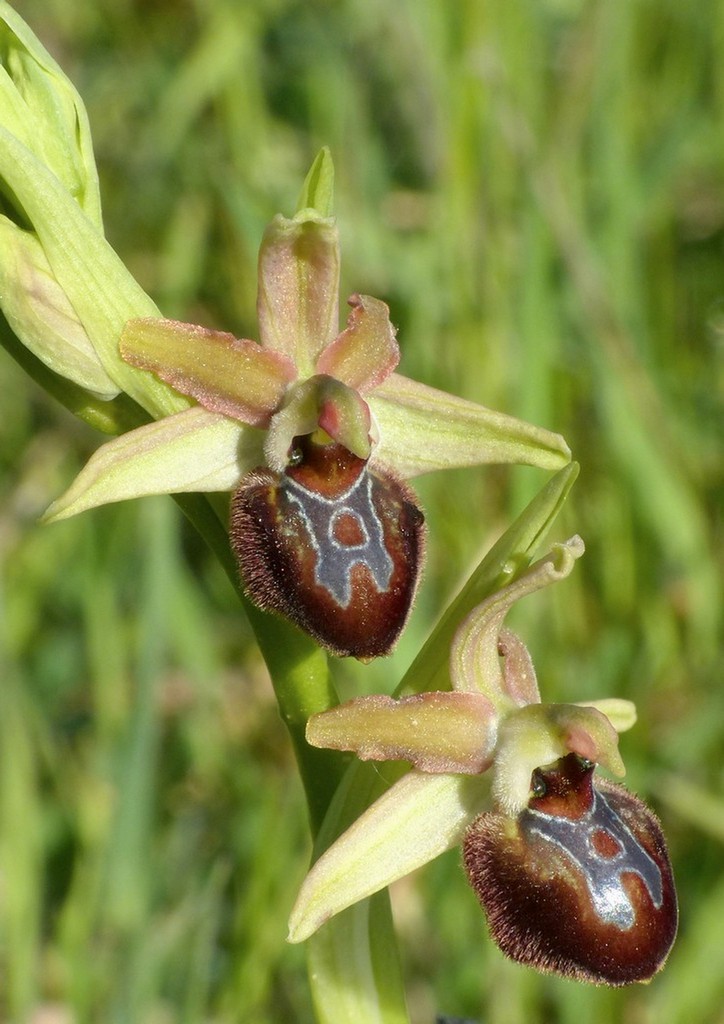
[463,753,677,986]
[230,435,425,659]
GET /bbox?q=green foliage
[1,0,722,1020]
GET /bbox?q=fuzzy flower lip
[288,536,636,944]
[42,149,571,524]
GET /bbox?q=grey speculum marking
[284,469,393,608]
[524,789,663,929]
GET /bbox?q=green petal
[316,294,399,392]
[257,211,340,374]
[369,373,571,477]
[121,317,296,425]
[287,770,489,943]
[306,691,498,775]
[42,408,262,522]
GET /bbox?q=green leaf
[0,219,118,397]
[0,0,101,224]
[0,127,184,418]
[306,894,410,1024]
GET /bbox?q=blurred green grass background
[0,0,722,1021]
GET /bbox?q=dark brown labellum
[229,434,425,659]
[463,753,677,985]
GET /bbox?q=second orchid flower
[290,537,677,984]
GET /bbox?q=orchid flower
[290,536,677,984]
[31,147,570,657]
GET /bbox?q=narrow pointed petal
[121,317,296,425]
[369,373,571,478]
[42,408,263,522]
[288,770,489,943]
[316,294,399,392]
[257,211,340,373]
[307,691,498,774]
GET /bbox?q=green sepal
[369,372,572,478]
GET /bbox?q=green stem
[173,492,346,832]
[173,492,409,1022]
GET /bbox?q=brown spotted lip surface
[230,435,425,659]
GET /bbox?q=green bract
[0,0,184,422]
